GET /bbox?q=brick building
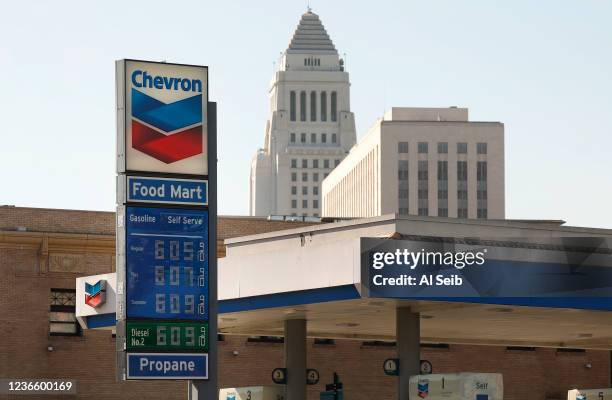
[0,206,610,399]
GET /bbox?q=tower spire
[286,9,337,54]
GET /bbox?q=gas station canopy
[218,215,612,350]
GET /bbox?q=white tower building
[249,10,356,217]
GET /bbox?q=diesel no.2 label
[127,321,208,351]
[126,206,209,320]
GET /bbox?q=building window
[291,172,297,182]
[302,186,308,195]
[290,91,296,121]
[332,133,337,144]
[302,199,308,208]
[457,160,468,218]
[457,161,468,181]
[418,160,428,216]
[300,91,306,121]
[50,289,80,336]
[362,340,396,347]
[321,133,327,143]
[556,348,586,354]
[291,159,297,168]
[313,186,319,195]
[477,142,488,154]
[477,161,488,219]
[506,346,536,352]
[313,173,319,182]
[320,91,327,121]
[418,161,428,180]
[313,159,319,168]
[291,186,297,195]
[311,133,316,144]
[418,142,428,154]
[291,199,297,209]
[310,91,317,121]
[398,160,409,181]
[437,142,448,153]
[398,160,409,214]
[477,161,487,183]
[248,336,284,344]
[437,161,448,181]
[313,199,319,209]
[302,173,308,182]
[290,133,296,143]
[334,159,340,167]
[331,91,337,122]
[398,142,409,153]
[438,160,448,217]
[300,133,306,143]
[324,159,330,169]
[324,173,328,178]
[302,159,308,168]
[457,142,468,154]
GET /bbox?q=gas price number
[151,239,206,317]
[126,207,209,321]
[127,321,208,351]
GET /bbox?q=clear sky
[1,1,610,228]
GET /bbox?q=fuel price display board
[126,321,208,351]
[126,206,208,321]
[118,205,210,380]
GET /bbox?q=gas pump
[568,388,612,400]
[408,373,503,400]
[219,386,285,400]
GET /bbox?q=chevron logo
[131,88,203,164]
[417,379,429,398]
[85,280,106,308]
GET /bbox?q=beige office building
[322,107,505,219]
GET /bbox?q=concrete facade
[249,10,356,218]
[322,107,505,219]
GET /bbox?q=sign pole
[189,101,217,399]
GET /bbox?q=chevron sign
[119,60,208,175]
[84,280,106,308]
[417,379,429,398]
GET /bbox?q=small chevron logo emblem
[85,280,106,308]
